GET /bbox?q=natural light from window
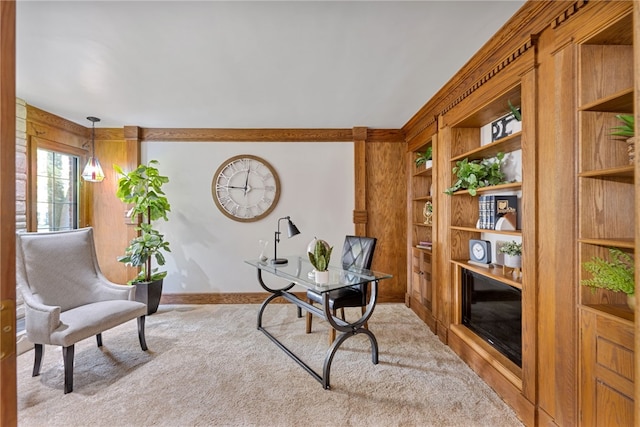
[36,149,79,231]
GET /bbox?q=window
[36,149,80,231]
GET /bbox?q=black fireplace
[461,268,522,367]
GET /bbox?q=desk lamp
[272,216,300,265]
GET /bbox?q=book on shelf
[477,195,518,230]
[416,241,432,250]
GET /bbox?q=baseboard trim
[160,293,404,305]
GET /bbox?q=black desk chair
[305,235,377,344]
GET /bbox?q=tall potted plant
[114,160,171,314]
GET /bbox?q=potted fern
[114,160,171,314]
[581,248,635,309]
[611,113,634,164]
[308,239,332,285]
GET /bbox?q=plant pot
[627,136,635,165]
[315,270,329,285]
[503,254,522,269]
[628,293,635,310]
[134,279,163,315]
[425,160,433,169]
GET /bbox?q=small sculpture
[423,201,433,225]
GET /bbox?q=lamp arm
[272,216,289,263]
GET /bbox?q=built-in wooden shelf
[447,182,522,196]
[578,237,635,249]
[413,195,432,202]
[451,131,522,162]
[413,166,433,177]
[450,225,522,236]
[413,222,432,228]
[578,87,633,112]
[581,303,634,324]
[451,259,522,289]
[578,164,634,179]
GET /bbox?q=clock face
[211,155,281,222]
[472,243,485,259]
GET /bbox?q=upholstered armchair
[305,235,377,344]
[16,227,148,393]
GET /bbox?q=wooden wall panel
[91,128,139,285]
[366,141,407,302]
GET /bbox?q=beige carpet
[17,303,523,427]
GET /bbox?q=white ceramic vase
[504,254,522,269]
[315,270,329,285]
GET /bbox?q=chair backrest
[341,235,377,271]
[16,227,106,312]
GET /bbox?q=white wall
[143,141,354,293]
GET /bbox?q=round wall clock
[211,154,281,222]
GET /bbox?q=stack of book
[416,241,432,250]
[478,195,518,230]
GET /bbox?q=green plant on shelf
[444,152,507,196]
[581,248,634,295]
[610,114,634,138]
[498,240,522,256]
[508,99,521,122]
[415,146,433,167]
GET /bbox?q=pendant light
[81,116,105,182]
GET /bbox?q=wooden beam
[0,2,17,426]
[353,127,367,235]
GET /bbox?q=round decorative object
[212,155,281,222]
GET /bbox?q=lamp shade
[286,219,301,238]
[81,156,105,182]
[82,116,103,182]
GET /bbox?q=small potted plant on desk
[581,248,635,310]
[499,240,522,276]
[308,239,332,285]
[114,160,171,315]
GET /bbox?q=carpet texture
[17,303,523,426]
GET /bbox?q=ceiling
[17,1,525,130]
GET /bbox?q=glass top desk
[245,256,392,389]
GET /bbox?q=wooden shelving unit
[406,134,437,333]
[576,12,635,426]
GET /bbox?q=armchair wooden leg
[33,343,44,377]
[96,333,102,347]
[137,316,148,351]
[305,299,313,334]
[63,344,74,394]
[339,307,345,321]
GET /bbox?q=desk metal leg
[255,267,380,390]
